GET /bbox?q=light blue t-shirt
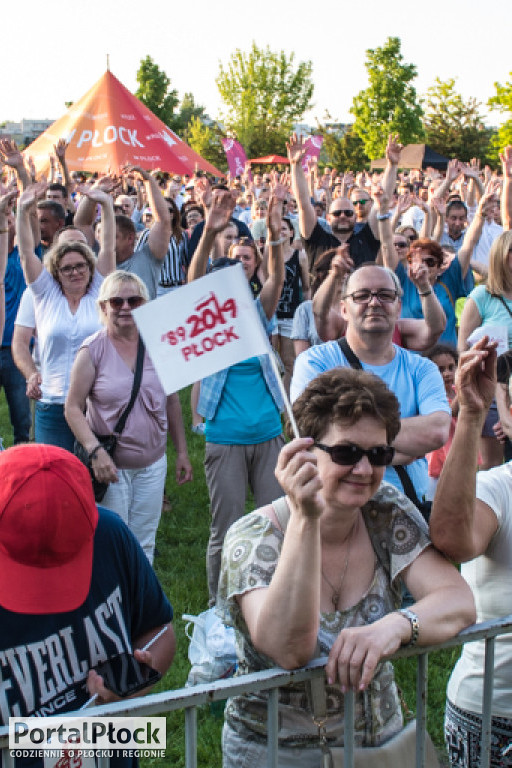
[470,285,512,348]
[205,357,282,445]
[290,342,450,500]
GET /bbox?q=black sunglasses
[407,255,438,268]
[315,442,395,467]
[107,296,145,310]
[330,209,354,218]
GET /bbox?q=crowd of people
[1,131,512,767]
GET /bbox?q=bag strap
[337,337,423,508]
[271,496,291,532]
[113,336,145,436]
[337,336,363,369]
[492,293,512,320]
[436,281,454,307]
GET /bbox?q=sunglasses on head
[407,255,438,268]
[315,442,395,467]
[330,209,354,218]
[106,296,144,310]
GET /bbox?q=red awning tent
[248,155,289,165]
[24,70,222,177]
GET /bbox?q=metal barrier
[2,615,512,768]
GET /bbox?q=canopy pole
[106,53,110,71]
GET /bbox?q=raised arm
[375,190,399,271]
[0,139,31,190]
[500,145,512,230]
[238,438,323,669]
[435,159,461,201]
[368,134,402,239]
[430,196,446,242]
[312,249,352,341]
[80,182,116,277]
[399,262,447,351]
[187,190,235,281]
[430,338,499,561]
[457,188,496,278]
[259,185,286,320]
[287,133,316,239]
[54,139,74,201]
[129,166,171,260]
[0,186,16,340]
[16,182,47,284]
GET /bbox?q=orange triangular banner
[24,70,222,177]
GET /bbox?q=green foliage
[176,93,206,140]
[216,42,314,158]
[350,37,424,160]
[136,55,180,128]
[423,78,494,163]
[320,124,370,171]
[488,72,512,161]
[187,116,227,173]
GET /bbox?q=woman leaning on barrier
[217,366,475,768]
[430,336,512,768]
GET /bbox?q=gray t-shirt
[117,242,162,300]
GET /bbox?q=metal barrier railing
[2,615,512,768]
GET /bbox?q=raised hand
[331,246,354,281]
[0,139,25,170]
[408,261,431,294]
[499,146,512,179]
[274,438,324,520]
[385,134,403,165]
[431,196,446,217]
[456,337,497,417]
[266,183,287,240]
[18,180,47,211]
[446,158,462,183]
[53,139,68,162]
[0,183,18,215]
[286,133,306,165]
[194,176,212,210]
[204,189,235,233]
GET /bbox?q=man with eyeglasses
[288,133,402,270]
[291,264,451,503]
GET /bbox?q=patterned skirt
[445,699,512,767]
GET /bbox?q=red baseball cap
[0,444,99,614]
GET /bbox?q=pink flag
[301,135,324,171]
[221,138,250,180]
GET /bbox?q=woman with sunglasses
[218,367,475,768]
[65,270,190,562]
[379,190,494,346]
[15,181,116,451]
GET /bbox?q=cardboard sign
[133,264,272,394]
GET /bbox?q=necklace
[321,517,358,609]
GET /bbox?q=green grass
[0,389,457,766]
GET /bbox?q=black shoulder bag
[74,336,145,502]
[337,337,431,522]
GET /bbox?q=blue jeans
[34,401,75,452]
[0,346,31,444]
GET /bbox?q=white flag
[133,264,272,394]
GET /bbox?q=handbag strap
[492,293,512,320]
[436,281,454,307]
[338,336,422,508]
[113,335,145,436]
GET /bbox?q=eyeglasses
[330,209,354,218]
[343,289,399,305]
[106,296,145,310]
[408,233,418,241]
[315,442,395,467]
[407,255,438,268]
[394,241,408,249]
[58,262,89,276]
[352,199,370,206]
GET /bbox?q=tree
[350,37,424,160]
[175,93,206,140]
[135,55,179,128]
[423,78,493,162]
[216,42,314,158]
[488,72,512,158]
[319,124,370,170]
[187,117,227,173]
